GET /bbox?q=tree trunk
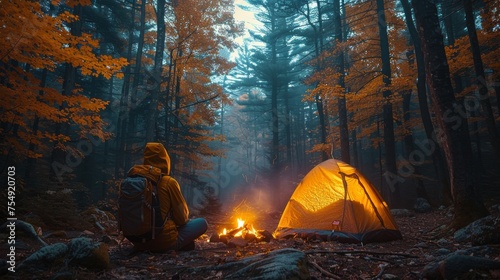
[463,0,500,160]
[51,4,83,181]
[171,49,182,172]
[412,0,488,229]
[376,0,398,206]
[352,129,359,167]
[269,9,280,183]
[26,68,47,180]
[304,0,328,161]
[400,0,452,205]
[440,0,456,46]
[402,90,429,201]
[164,48,175,146]
[284,78,292,165]
[115,0,136,177]
[127,0,147,151]
[334,0,350,164]
[146,0,166,141]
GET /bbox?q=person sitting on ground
[131,142,208,252]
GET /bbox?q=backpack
[118,165,167,243]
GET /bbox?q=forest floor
[107,208,500,280]
[4,199,500,280]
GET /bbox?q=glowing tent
[274,159,402,243]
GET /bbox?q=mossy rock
[67,237,110,270]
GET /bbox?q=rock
[225,248,310,280]
[209,234,221,243]
[20,243,68,269]
[227,236,248,248]
[435,248,451,256]
[436,238,450,246]
[82,230,95,235]
[1,220,48,246]
[20,237,109,273]
[67,237,110,270]
[82,207,116,232]
[490,204,500,214]
[421,260,441,279]
[381,274,399,279]
[414,198,432,213]
[453,245,495,256]
[414,242,428,248]
[43,230,68,239]
[454,215,500,245]
[424,254,436,262]
[390,209,414,217]
[99,235,118,246]
[421,255,500,279]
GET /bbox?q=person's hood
[143,142,170,175]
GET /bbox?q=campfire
[210,217,273,246]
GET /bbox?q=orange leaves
[309,143,332,156]
[79,54,128,79]
[0,0,123,160]
[65,0,92,8]
[0,0,127,78]
[302,0,419,150]
[157,0,242,163]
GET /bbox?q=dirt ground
[3,204,500,280]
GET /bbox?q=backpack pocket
[119,177,153,238]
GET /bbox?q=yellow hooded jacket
[130,142,189,251]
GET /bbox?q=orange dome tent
[274,159,402,243]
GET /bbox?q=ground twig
[305,250,418,258]
[309,260,341,279]
[372,263,388,279]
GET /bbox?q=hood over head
[143,142,170,175]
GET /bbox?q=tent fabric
[274,159,402,243]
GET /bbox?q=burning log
[227,236,248,248]
[228,227,244,237]
[244,232,257,243]
[209,218,273,246]
[257,230,273,243]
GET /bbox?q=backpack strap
[127,165,162,184]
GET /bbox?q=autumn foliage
[0,0,127,160]
[303,0,499,155]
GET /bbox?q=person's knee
[198,218,208,233]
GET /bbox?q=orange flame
[220,217,260,238]
[237,218,245,228]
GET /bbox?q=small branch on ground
[364,256,396,264]
[372,263,388,279]
[309,260,341,279]
[305,250,418,258]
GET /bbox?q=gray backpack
[118,165,166,243]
